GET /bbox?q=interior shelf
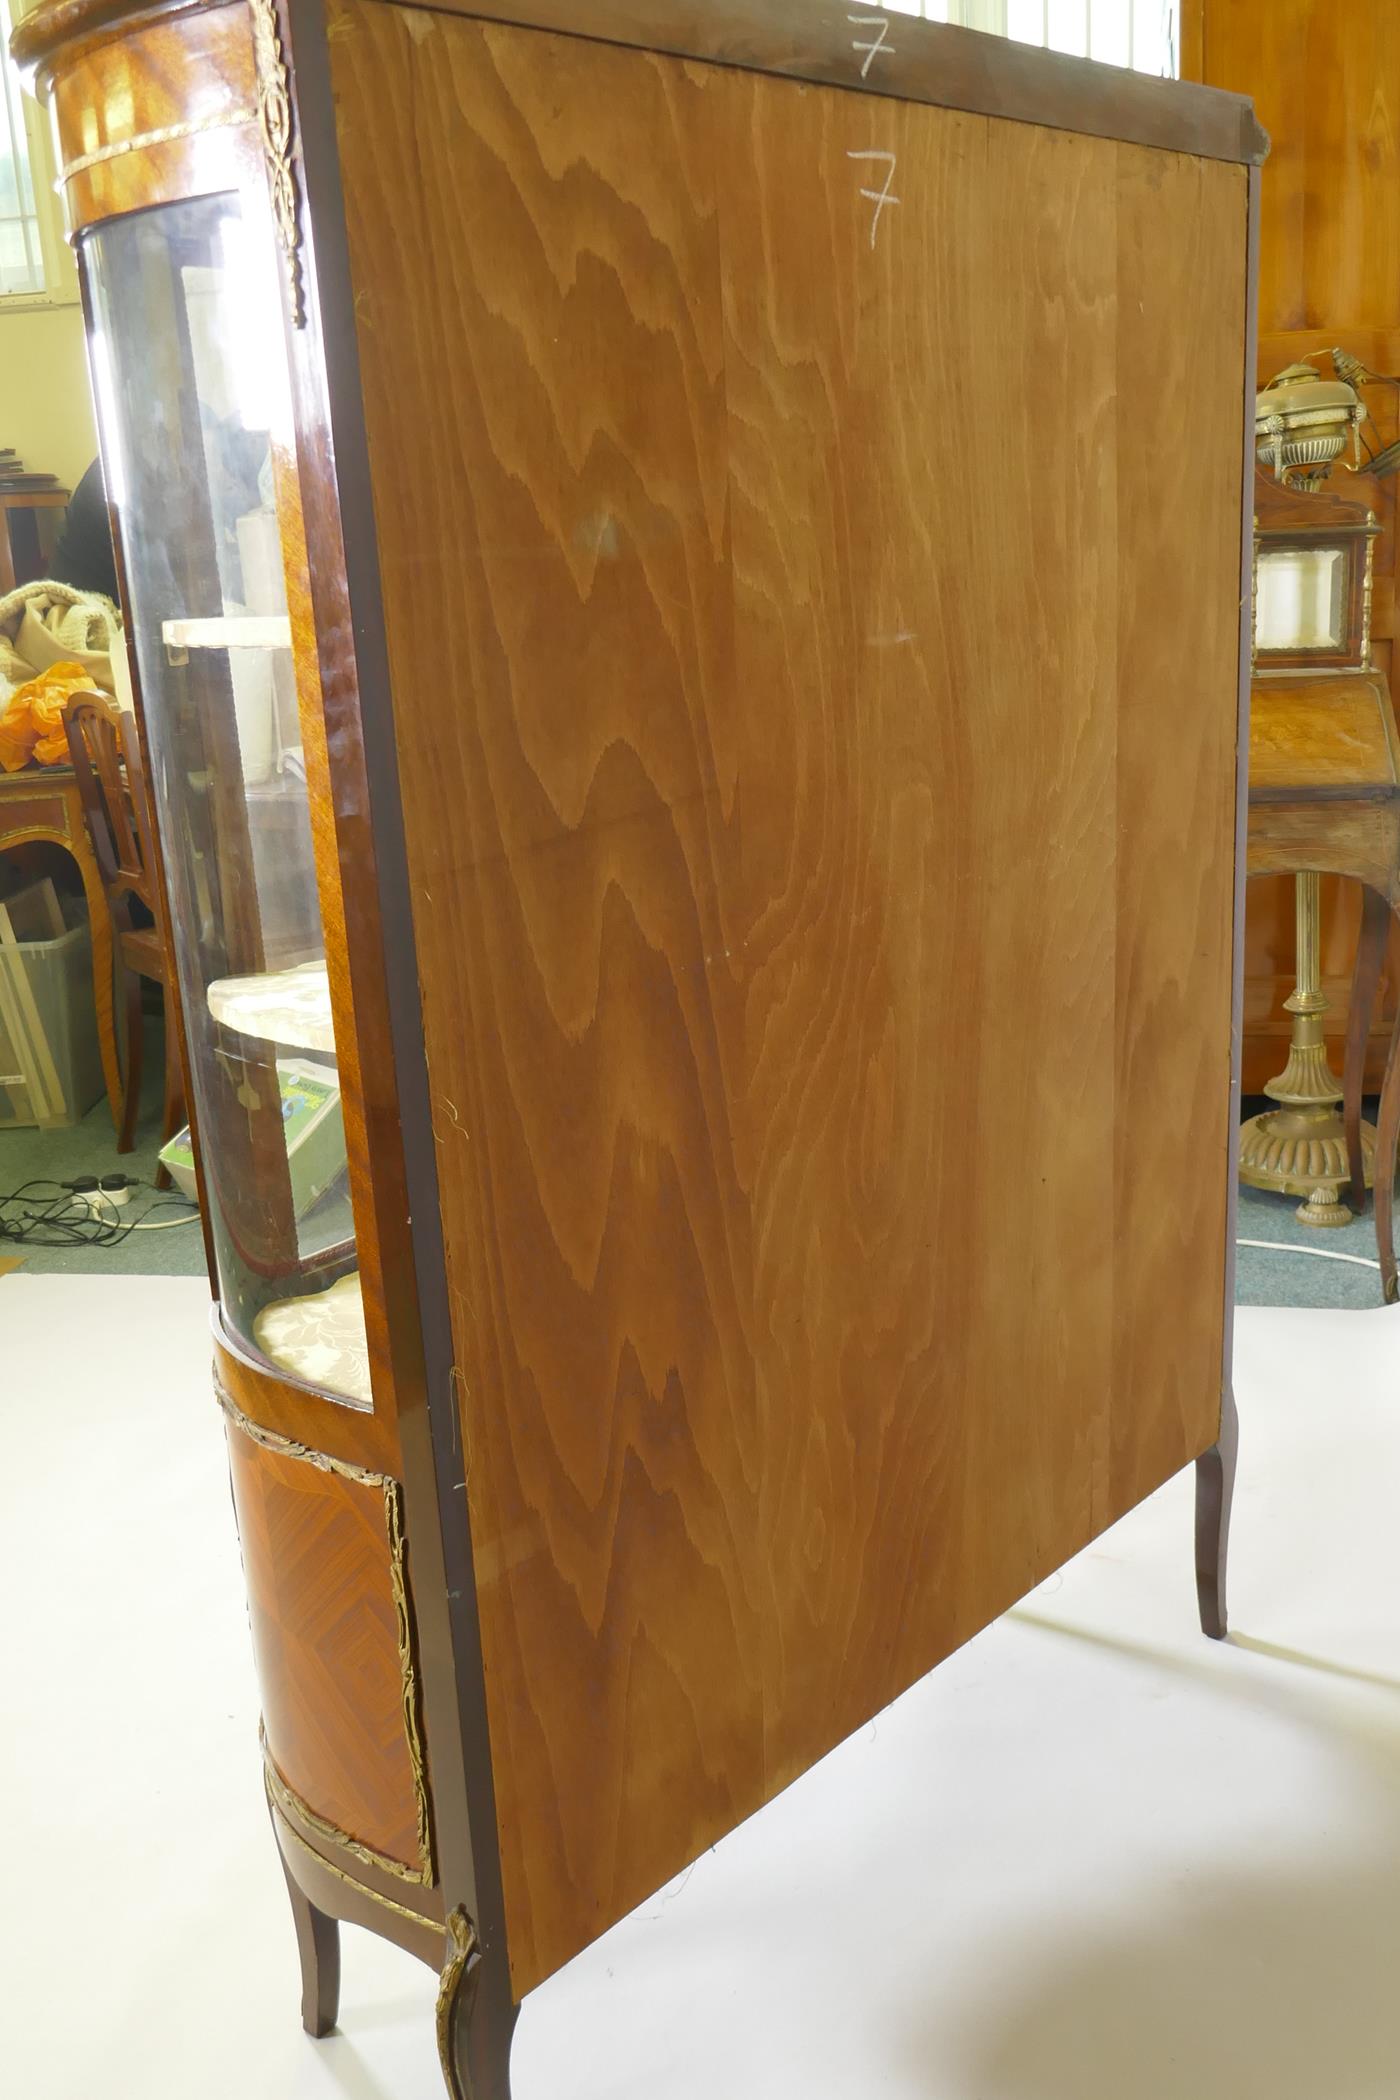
[162,614,292,652]
[206,957,335,1052]
[252,1270,370,1408]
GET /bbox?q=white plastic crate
[0,884,105,1130]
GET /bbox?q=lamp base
[1238,1104,1375,1227]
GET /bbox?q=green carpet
[1235,1096,1391,1313]
[0,1023,206,1277]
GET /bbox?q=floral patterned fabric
[207,957,335,1051]
[253,1270,371,1406]
[0,580,121,702]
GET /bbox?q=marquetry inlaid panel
[223,1399,429,1879]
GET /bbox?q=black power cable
[0,1175,198,1249]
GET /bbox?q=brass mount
[1238,872,1374,1227]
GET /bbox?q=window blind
[0,0,45,297]
[882,0,1179,78]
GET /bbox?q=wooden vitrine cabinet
[13,1,1264,2091]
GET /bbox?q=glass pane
[1,0,44,293]
[1132,0,1176,75]
[1089,0,1131,68]
[0,217,31,293]
[1256,546,1347,653]
[1046,0,1088,56]
[85,191,368,1409]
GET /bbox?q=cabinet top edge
[10,0,216,81]
[14,0,1268,167]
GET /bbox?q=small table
[0,488,70,594]
[0,764,121,1130]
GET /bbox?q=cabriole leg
[1195,1384,1239,1640]
[275,1840,341,2039]
[438,1923,486,2100]
[436,1909,484,2100]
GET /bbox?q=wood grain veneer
[1249,797,1400,899]
[1250,679,1400,798]
[330,0,1248,1990]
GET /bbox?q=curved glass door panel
[85,191,367,1408]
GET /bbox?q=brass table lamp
[1238,869,1374,1226]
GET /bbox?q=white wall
[1,0,98,498]
[0,298,97,492]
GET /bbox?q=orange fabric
[0,662,95,773]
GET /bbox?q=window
[0,0,76,304]
[883,0,1180,77]
[1,0,52,298]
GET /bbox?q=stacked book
[0,448,61,494]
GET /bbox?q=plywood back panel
[331,1,1247,1991]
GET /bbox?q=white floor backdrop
[5,1273,1399,2100]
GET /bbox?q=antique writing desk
[12,1,1263,2091]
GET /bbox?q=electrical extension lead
[77,1201,198,1226]
[0,1178,199,1249]
[0,1180,124,1244]
[1236,1236,1381,1270]
[68,1176,134,1221]
[73,1187,200,1232]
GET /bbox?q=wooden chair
[64,693,184,1184]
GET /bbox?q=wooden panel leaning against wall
[1184,0,1400,1093]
